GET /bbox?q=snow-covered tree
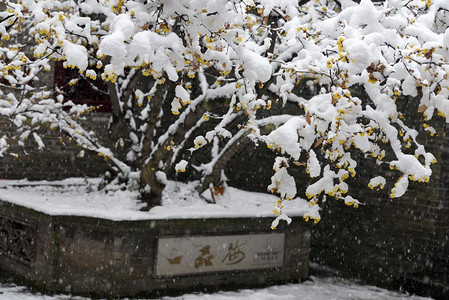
[1,0,448,227]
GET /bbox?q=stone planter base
[0,199,311,298]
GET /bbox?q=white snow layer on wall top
[0,178,317,221]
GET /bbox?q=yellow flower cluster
[68,79,79,86]
[98,151,112,159]
[303,214,321,223]
[101,72,118,82]
[63,62,77,69]
[327,184,348,198]
[337,36,345,52]
[111,0,125,13]
[368,182,384,190]
[409,174,429,183]
[2,65,21,71]
[272,198,283,216]
[309,198,318,206]
[187,71,195,78]
[194,139,204,149]
[368,77,378,84]
[344,199,359,208]
[85,71,97,80]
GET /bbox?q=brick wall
[0,113,111,180]
[308,111,449,297]
[226,102,449,298]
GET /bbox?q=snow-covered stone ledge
[0,179,312,298]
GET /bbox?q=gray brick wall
[0,113,111,180]
[226,101,449,297]
[309,112,449,296]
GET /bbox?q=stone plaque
[156,233,285,276]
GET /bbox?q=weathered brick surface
[0,113,111,180]
[309,118,449,298]
[226,105,449,298]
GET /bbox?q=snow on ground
[0,178,318,220]
[0,277,431,300]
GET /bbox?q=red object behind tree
[54,62,111,112]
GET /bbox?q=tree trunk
[138,78,169,209]
[107,81,132,162]
[140,161,166,210]
[201,133,252,192]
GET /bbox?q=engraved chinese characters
[194,245,214,268]
[221,240,245,265]
[156,233,285,276]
